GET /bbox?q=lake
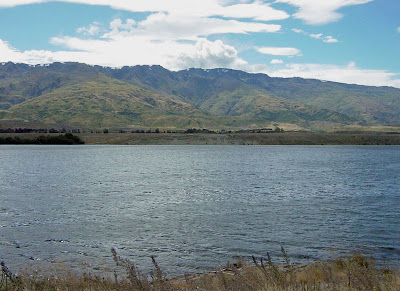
[0,145,399,276]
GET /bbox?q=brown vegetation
[77,131,400,145]
[2,248,399,290]
[1,131,400,145]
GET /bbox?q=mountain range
[1,62,399,130]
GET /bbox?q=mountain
[4,76,222,129]
[0,62,104,110]
[102,67,400,126]
[1,62,399,130]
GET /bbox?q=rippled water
[0,145,399,276]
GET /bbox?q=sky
[0,0,399,87]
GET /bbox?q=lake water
[0,145,399,276]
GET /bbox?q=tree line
[0,133,85,145]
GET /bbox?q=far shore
[1,131,400,145]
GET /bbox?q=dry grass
[2,131,400,145]
[1,249,399,291]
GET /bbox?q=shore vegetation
[0,133,85,145]
[1,249,399,290]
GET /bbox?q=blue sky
[0,0,399,87]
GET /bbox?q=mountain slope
[241,76,400,126]
[1,62,400,130]
[102,66,400,126]
[4,76,216,129]
[0,62,103,110]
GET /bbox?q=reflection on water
[0,145,399,276]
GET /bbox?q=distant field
[2,131,400,145]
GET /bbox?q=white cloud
[265,61,400,88]
[0,0,289,21]
[323,36,338,43]
[87,14,280,44]
[216,1,289,21]
[117,13,281,41]
[276,0,374,25]
[257,47,301,56]
[397,27,400,33]
[0,0,285,70]
[292,28,305,34]
[0,40,22,61]
[109,19,136,32]
[0,39,71,64]
[310,33,338,42]
[294,28,339,43]
[173,39,248,70]
[0,0,45,7]
[309,33,322,39]
[1,34,253,71]
[76,21,101,36]
[270,59,284,64]
[0,0,284,73]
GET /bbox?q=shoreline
[1,131,400,145]
[2,252,399,290]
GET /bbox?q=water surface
[0,145,399,275]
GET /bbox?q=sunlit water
[0,145,399,276]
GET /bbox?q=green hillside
[198,86,353,125]
[4,76,214,129]
[105,67,400,126]
[247,77,400,126]
[1,62,400,130]
[0,62,102,110]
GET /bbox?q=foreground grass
[1,249,399,291]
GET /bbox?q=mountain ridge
[1,62,400,130]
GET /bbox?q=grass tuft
[1,250,399,290]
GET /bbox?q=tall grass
[1,249,399,290]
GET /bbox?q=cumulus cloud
[173,39,248,70]
[0,39,75,64]
[310,33,338,42]
[397,27,400,33]
[270,59,284,64]
[257,47,301,56]
[0,0,285,73]
[0,40,18,59]
[276,0,374,25]
[294,28,339,43]
[1,34,252,71]
[309,33,322,39]
[323,36,338,43]
[109,18,137,32]
[265,61,400,88]
[76,21,101,36]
